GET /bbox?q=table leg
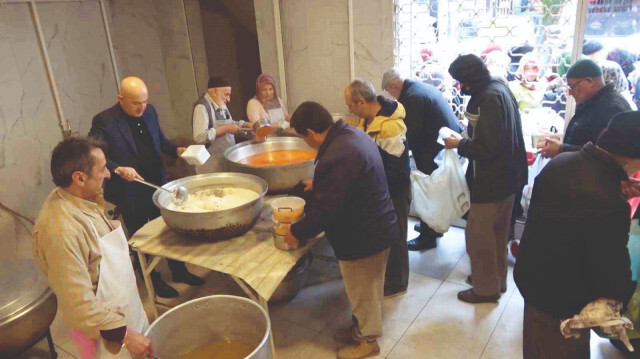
[258,296,276,359]
[137,251,159,319]
[230,275,258,302]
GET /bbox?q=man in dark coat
[541,58,632,158]
[382,67,461,251]
[89,76,204,298]
[284,101,397,359]
[444,54,528,303]
[514,111,640,359]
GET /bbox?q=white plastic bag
[411,149,471,233]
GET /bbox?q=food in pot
[167,186,259,213]
[237,149,316,166]
[180,339,255,359]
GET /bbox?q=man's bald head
[118,76,149,117]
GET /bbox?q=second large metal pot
[224,137,316,193]
[153,173,268,241]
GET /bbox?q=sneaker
[337,339,380,359]
[407,236,437,251]
[466,275,507,293]
[334,326,355,343]
[457,288,499,304]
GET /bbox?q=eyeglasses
[566,79,586,90]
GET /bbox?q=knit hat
[597,111,640,158]
[582,40,603,56]
[566,59,603,78]
[208,76,231,89]
[381,68,402,90]
[448,54,491,84]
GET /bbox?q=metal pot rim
[144,295,271,357]
[223,137,316,169]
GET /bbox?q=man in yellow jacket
[345,78,411,298]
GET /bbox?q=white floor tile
[479,291,524,359]
[271,315,321,358]
[408,227,467,280]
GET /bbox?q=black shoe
[151,271,179,298]
[407,236,437,251]
[466,275,507,293]
[172,269,205,286]
[414,222,421,232]
[384,286,408,298]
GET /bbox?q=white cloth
[267,107,286,128]
[192,93,236,174]
[73,222,149,358]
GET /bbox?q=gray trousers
[523,303,590,359]
[466,194,514,296]
[385,186,411,291]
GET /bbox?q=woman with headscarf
[508,54,549,111]
[601,61,638,110]
[246,74,290,133]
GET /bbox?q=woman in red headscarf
[246,74,290,131]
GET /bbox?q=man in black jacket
[445,54,528,304]
[541,58,631,158]
[90,77,204,298]
[514,111,640,359]
[382,67,461,251]
[284,101,396,359]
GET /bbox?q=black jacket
[514,143,635,319]
[89,104,177,208]
[290,120,397,261]
[458,78,528,203]
[398,79,461,174]
[562,84,632,153]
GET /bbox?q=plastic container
[181,145,210,165]
[271,196,305,222]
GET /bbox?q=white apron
[71,222,149,359]
[197,107,236,174]
[267,107,286,128]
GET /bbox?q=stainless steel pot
[0,260,58,357]
[269,254,312,303]
[145,295,272,358]
[224,137,316,193]
[153,173,268,241]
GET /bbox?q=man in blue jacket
[382,68,461,251]
[89,77,204,298]
[284,101,397,359]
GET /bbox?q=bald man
[90,77,204,299]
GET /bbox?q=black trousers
[119,184,185,274]
[523,303,590,359]
[385,185,411,291]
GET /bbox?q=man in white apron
[33,137,152,358]
[192,76,251,173]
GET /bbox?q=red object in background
[526,152,537,166]
[420,48,432,62]
[630,171,640,218]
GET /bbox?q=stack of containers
[271,196,306,250]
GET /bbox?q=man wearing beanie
[514,111,640,358]
[192,76,251,173]
[444,54,528,303]
[541,58,631,158]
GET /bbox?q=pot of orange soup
[224,137,316,193]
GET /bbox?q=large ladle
[115,169,188,206]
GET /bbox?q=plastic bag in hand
[411,149,470,233]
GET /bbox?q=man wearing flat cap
[541,58,631,158]
[192,76,251,173]
[444,54,528,304]
[515,111,640,358]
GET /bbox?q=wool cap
[208,76,231,89]
[582,40,604,56]
[566,59,603,78]
[448,54,491,84]
[597,111,640,158]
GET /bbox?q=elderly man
[90,76,204,299]
[382,67,461,251]
[284,101,396,359]
[514,111,640,358]
[33,137,152,358]
[192,75,251,173]
[343,78,411,298]
[541,59,631,158]
[444,54,528,304]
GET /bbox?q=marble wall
[0,0,206,261]
[353,0,395,83]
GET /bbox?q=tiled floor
[19,218,627,358]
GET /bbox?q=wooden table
[128,196,321,319]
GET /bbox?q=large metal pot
[145,295,272,358]
[224,137,316,193]
[0,260,57,357]
[269,253,312,303]
[153,173,268,241]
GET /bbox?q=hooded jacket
[357,97,411,197]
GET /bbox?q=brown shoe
[457,288,499,304]
[334,326,355,343]
[466,275,507,293]
[337,340,380,359]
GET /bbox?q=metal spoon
[114,169,188,205]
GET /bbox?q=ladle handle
[114,169,172,194]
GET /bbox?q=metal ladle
[114,169,188,206]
